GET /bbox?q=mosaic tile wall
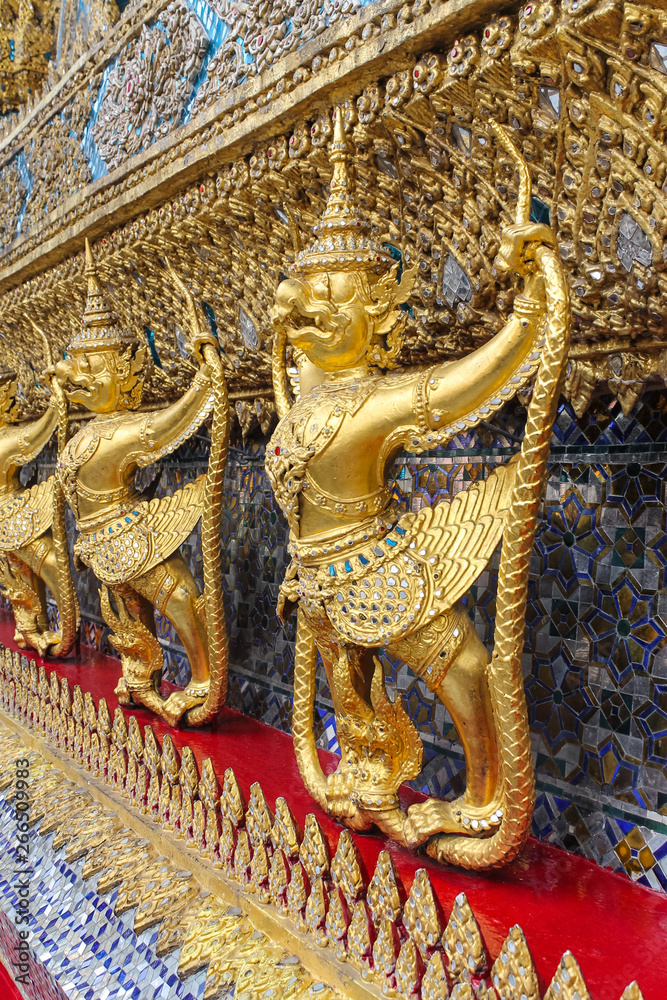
[0,788,208,1000]
[16,390,667,892]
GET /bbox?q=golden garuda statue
[0,336,77,659]
[267,109,570,870]
[53,240,230,727]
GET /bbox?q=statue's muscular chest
[58,415,134,510]
[266,377,377,529]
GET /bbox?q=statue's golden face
[272,270,374,372]
[55,350,123,413]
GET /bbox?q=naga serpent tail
[428,245,570,868]
[50,377,78,657]
[186,343,230,726]
[292,608,329,808]
[272,325,293,420]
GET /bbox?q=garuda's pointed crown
[67,239,137,353]
[292,107,394,275]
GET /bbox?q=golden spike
[158,771,172,826]
[422,951,450,1000]
[178,744,199,798]
[372,917,400,988]
[125,755,138,799]
[127,714,144,760]
[544,952,593,1000]
[59,676,71,715]
[271,796,302,859]
[268,849,290,910]
[147,771,160,817]
[111,705,128,749]
[161,733,181,784]
[403,870,442,957]
[325,887,349,960]
[71,684,84,721]
[246,781,274,849]
[135,762,148,810]
[304,877,329,946]
[442,893,488,983]
[179,791,194,843]
[220,766,246,827]
[299,813,331,883]
[198,758,219,811]
[168,784,182,833]
[249,839,271,901]
[346,899,375,972]
[490,925,539,1000]
[395,937,424,997]
[203,805,220,861]
[219,816,237,872]
[233,829,252,886]
[331,829,366,908]
[143,724,161,773]
[286,860,310,924]
[83,690,97,729]
[620,983,647,1000]
[366,851,405,927]
[97,697,112,736]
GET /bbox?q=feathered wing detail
[404,454,518,613]
[75,477,206,585]
[326,457,518,647]
[0,478,54,551]
[143,476,206,562]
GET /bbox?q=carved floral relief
[91,0,208,171]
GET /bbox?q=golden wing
[326,457,518,647]
[75,477,206,584]
[143,475,207,562]
[0,477,54,551]
[405,454,518,612]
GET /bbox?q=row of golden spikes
[0,645,647,1000]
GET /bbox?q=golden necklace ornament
[267,108,571,869]
[53,239,230,727]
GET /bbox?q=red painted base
[5,614,667,1000]
[0,959,23,1000]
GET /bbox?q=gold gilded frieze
[0,647,649,1000]
[0,1,663,416]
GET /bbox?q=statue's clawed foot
[114,675,132,707]
[33,629,62,657]
[13,624,59,658]
[407,797,503,842]
[162,682,210,727]
[325,767,372,831]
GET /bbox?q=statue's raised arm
[266,108,570,868]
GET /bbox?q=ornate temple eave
[0,0,509,293]
[0,0,664,417]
